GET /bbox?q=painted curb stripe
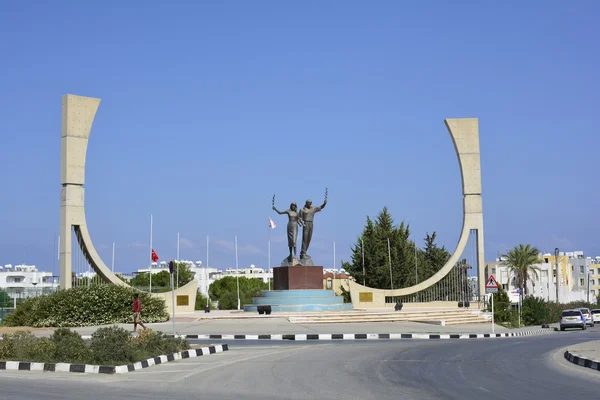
[170,329,551,341]
[0,345,228,375]
[564,350,600,372]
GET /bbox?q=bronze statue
[299,188,328,261]
[272,198,302,263]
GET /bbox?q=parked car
[560,309,586,331]
[575,308,594,327]
[591,309,600,324]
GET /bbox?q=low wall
[349,281,483,310]
[151,279,198,314]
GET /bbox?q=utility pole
[587,270,591,303]
[555,248,559,303]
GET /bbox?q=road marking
[173,344,318,382]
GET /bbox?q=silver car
[591,309,600,324]
[575,307,594,327]
[560,309,586,331]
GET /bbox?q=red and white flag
[268,217,276,229]
[151,249,159,262]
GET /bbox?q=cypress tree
[343,208,451,291]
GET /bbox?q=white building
[486,257,596,304]
[0,264,58,299]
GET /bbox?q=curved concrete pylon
[58,93,198,313]
[59,94,126,288]
[350,118,484,307]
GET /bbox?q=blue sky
[0,1,598,275]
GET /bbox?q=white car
[591,309,600,324]
[576,308,594,327]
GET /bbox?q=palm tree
[501,244,542,296]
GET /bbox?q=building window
[591,280,595,286]
[592,290,596,295]
[580,278,585,286]
[580,266,585,274]
[544,258,549,263]
[492,268,496,274]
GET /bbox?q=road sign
[169,260,175,274]
[485,274,499,294]
[485,275,499,289]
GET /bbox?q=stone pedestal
[273,265,323,290]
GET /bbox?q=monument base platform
[273,265,323,290]
[243,289,353,312]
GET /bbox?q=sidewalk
[564,340,600,372]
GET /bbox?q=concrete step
[288,311,481,322]
[287,309,487,324]
[288,314,488,324]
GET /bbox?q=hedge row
[489,287,599,327]
[4,285,168,327]
[0,326,189,365]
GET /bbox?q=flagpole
[235,236,240,310]
[112,242,115,273]
[333,241,336,292]
[57,234,60,285]
[206,236,209,308]
[361,238,365,286]
[268,223,271,291]
[388,238,393,290]
[149,214,153,293]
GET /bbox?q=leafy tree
[130,263,195,291]
[501,244,542,296]
[194,291,215,310]
[209,276,269,310]
[0,290,11,306]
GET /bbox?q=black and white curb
[171,329,551,341]
[0,344,228,374]
[564,350,600,372]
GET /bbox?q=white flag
[269,217,276,229]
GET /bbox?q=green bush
[505,296,599,327]
[50,327,91,363]
[217,291,254,310]
[90,326,135,364]
[0,331,42,361]
[4,285,168,327]
[0,327,190,365]
[131,329,190,360]
[487,287,512,323]
[195,291,215,310]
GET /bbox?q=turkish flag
[151,249,159,262]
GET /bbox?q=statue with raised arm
[272,197,302,263]
[299,188,328,263]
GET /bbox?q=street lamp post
[555,248,559,303]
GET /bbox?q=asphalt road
[0,327,598,400]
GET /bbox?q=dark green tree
[343,207,449,290]
[422,232,451,280]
